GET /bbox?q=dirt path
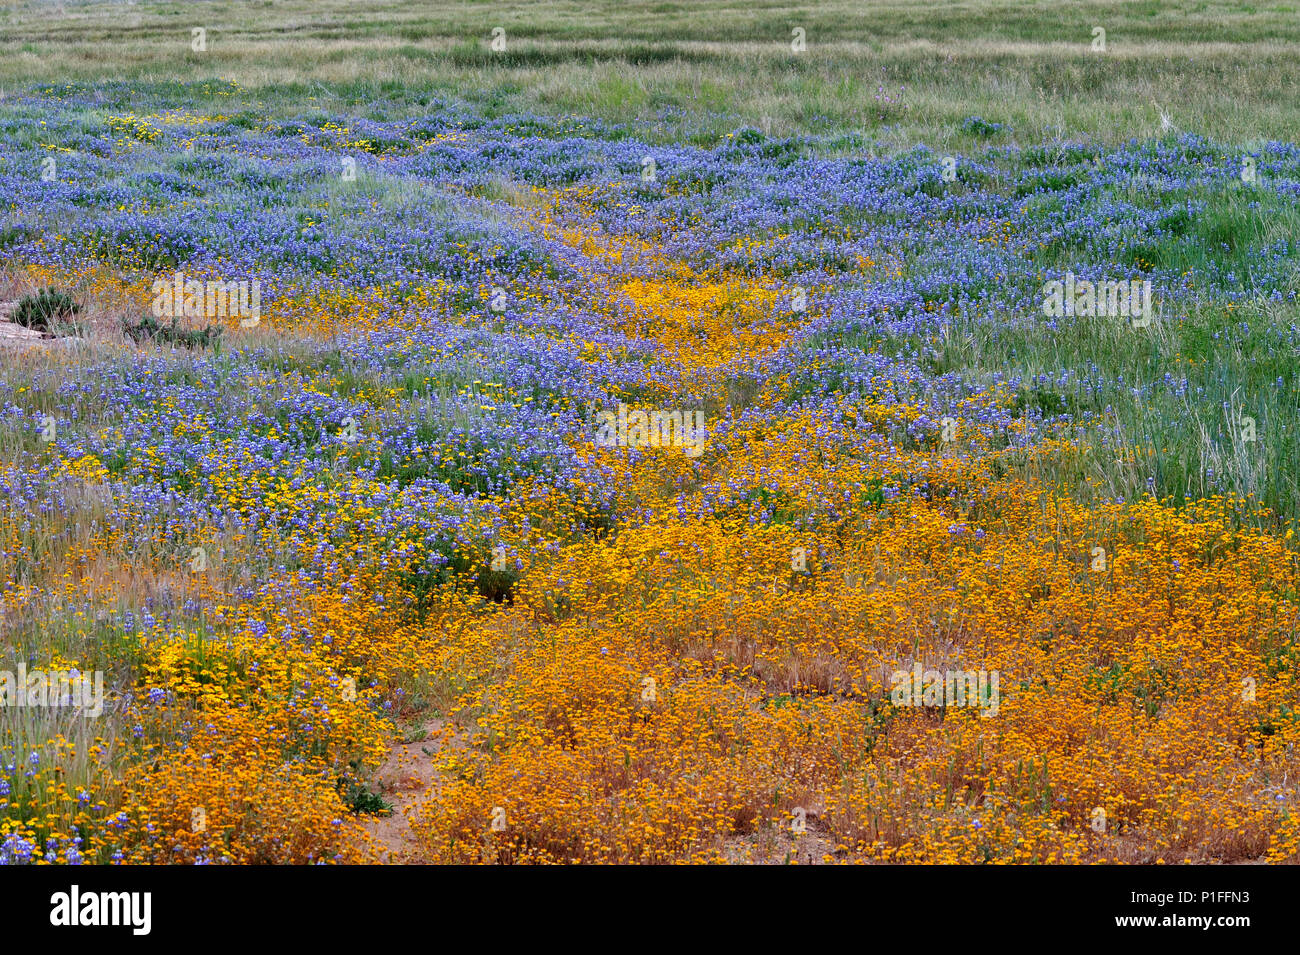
[361,718,464,863]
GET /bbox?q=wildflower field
[2,0,1300,866]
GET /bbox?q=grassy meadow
[4,0,1300,146]
[0,0,1298,865]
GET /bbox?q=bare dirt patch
[361,718,466,863]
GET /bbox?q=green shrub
[13,287,80,332]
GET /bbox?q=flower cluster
[2,88,1298,863]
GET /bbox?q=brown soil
[361,719,465,863]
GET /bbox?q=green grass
[4,0,1300,149]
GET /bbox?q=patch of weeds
[961,116,1008,138]
[123,314,224,350]
[341,779,392,815]
[1013,386,1068,418]
[0,224,32,251]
